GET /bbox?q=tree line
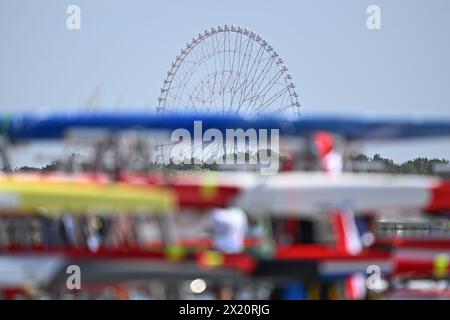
[350,153,449,175]
[9,152,450,176]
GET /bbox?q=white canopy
[235,172,439,217]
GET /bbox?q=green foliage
[351,153,449,175]
[7,152,449,176]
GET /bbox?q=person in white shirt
[210,206,248,253]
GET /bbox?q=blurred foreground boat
[0,174,176,214]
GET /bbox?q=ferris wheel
[158,25,300,118]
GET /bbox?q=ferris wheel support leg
[92,140,107,173]
[91,134,122,178]
[0,135,12,172]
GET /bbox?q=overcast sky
[1,0,450,166]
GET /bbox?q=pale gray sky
[1,0,450,166]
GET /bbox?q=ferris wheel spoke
[211,71,218,101]
[198,41,215,101]
[213,34,225,109]
[189,47,208,91]
[235,38,262,112]
[222,32,227,74]
[238,38,263,89]
[255,86,290,112]
[235,39,256,98]
[210,37,219,94]
[166,91,193,111]
[226,32,240,108]
[189,84,204,105]
[183,46,210,97]
[263,105,293,117]
[233,31,246,87]
[171,65,195,106]
[253,57,277,91]
[238,60,270,108]
[240,55,276,109]
[244,85,282,115]
[235,44,266,108]
[175,57,215,110]
[244,69,284,112]
[227,32,233,83]
[222,38,234,103]
[209,34,220,96]
[216,33,225,86]
[188,95,199,114]
[229,36,254,112]
[182,58,196,65]
[224,32,239,100]
[221,33,229,112]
